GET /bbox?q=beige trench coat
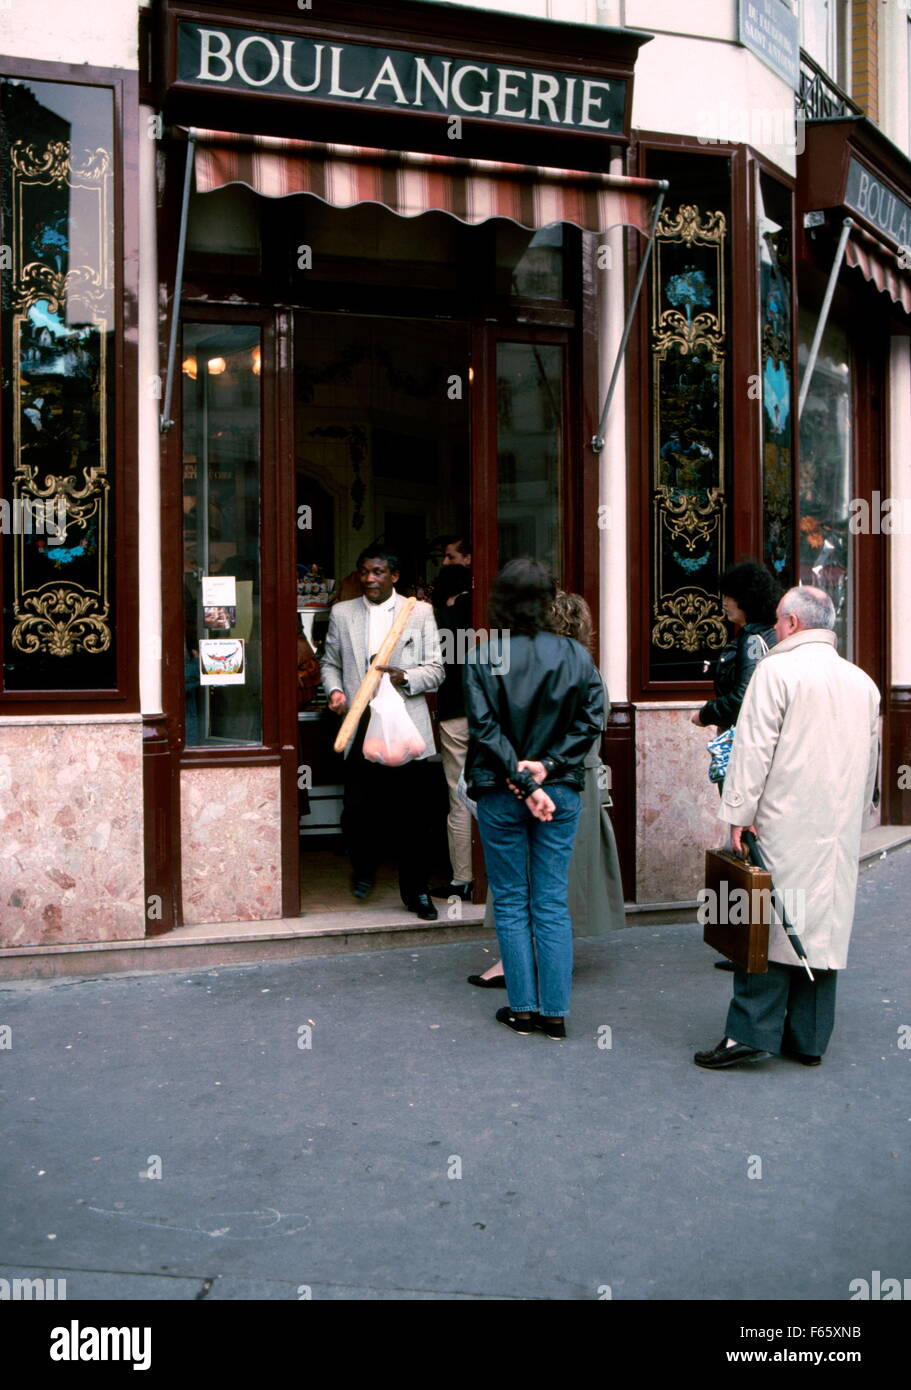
[718,628,880,970]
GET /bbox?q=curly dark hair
[720,560,781,625]
[487,557,556,636]
[356,546,400,575]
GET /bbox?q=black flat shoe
[467,973,507,989]
[496,1006,535,1035]
[714,959,736,971]
[352,877,374,900]
[404,893,438,921]
[694,1037,772,1069]
[533,1016,566,1041]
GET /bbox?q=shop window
[645,151,732,682]
[758,172,795,583]
[797,310,853,657]
[496,341,563,572]
[0,76,117,690]
[182,324,263,745]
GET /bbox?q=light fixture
[182,356,197,379]
[251,345,261,376]
[468,366,474,384]
[207,356,226,375]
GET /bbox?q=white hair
[780,586,836,631]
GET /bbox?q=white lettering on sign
[451,65,492,115]
[579,79,612,129]
[197,27,234,83]
[179,24,624,134]
[235,35,280,87]
[496,69,528,119]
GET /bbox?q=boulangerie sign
[176,21,627,133]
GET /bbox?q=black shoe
[404,893,438,921]
[533,1015,566,1041]
[714,959,736,971]
[782,1048,822,1066]
[433,878,472,900]
[694,1037,772,1069]
[467,972,507,989]
[496,1006,535,1035]
[352,877,374,900]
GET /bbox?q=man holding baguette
[320,547,445,919]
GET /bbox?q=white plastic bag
[362,673,426,766]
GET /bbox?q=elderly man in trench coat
[695,585,880,1069]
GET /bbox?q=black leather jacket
[464,632,605,799]
[698,622,776,731]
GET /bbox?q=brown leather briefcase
[702,848,771,973]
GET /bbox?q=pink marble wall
[180,765,282,925]
[635,705,724,903]
[0,719,145,946]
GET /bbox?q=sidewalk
[1,844,908,1301]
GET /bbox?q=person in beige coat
[695,585,880,1070]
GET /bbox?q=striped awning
[846,223,911,315]
[191,129,660,235]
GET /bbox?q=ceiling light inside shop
[207,356,227,375]
[182,356,198,379]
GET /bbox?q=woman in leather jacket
[692,560,781,733]
[464,559,604,1039]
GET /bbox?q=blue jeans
[476,783,582,1016]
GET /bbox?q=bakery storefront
[144,0,661,930]
[796,116,911,831]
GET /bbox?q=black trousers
[341,711,434,902]
[725,961,838,1056]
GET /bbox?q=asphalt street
[1,844,909,1302]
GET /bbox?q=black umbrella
[743,830,815,982]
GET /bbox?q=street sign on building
[738,0,800,89]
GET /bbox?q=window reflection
[496,342,563,572]
[182,324,262,745]
[797,311,852,657]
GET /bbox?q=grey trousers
[725,961,838,1056]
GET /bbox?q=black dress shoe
[714,959,736,971]
[352,877,374,900]
[694,1037,772,1069]
[467,972,507,989]
[782,1048,822,1066]
[496,1006,535,1035]
[405,893,438,921]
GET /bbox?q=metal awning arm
[160,129,197,434]
[797,217,853,421]
[592,180,668,452]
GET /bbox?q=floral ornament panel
[760,216,794,581]
[650,202,729,676]
[0,78,116,687]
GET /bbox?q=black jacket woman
[464,558,604,1039]
[692,560,781,734]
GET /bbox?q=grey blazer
[319,594,444,757]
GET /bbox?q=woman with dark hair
[692,558,780,970]
[691,560,780,734]
[464,559,605,1039]
[469,590,625,988]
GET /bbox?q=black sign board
[845,156,911,250]
[176,20,627,135]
